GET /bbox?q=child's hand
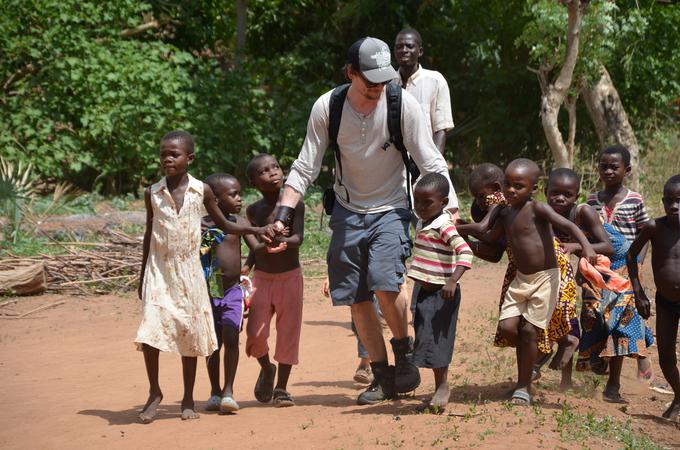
[266,241,288,253]
[273,226,290,237]
[634,290,651,319]
[441,280,458,299]
[259,224,276,243]
[322,277,330,297]
[582,245,598,265]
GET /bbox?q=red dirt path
[0,263,677,449]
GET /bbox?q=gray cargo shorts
[327,204,411,306]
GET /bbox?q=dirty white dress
[135,175,218,357]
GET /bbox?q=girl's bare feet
[139,391,163,424]
[180,400,199,420]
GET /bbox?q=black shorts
[412,283,461,369]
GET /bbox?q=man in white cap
[271,37,459,405]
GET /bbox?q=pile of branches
[9,230,142,295]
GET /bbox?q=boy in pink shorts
[243,153,305,407]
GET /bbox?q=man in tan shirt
[395,28,454,155]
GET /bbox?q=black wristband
[273,206,295,227]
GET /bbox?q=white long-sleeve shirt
[286,87,458,214]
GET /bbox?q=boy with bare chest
[460,159,596,405]
[627,174,680,421]
[242,153,305,407]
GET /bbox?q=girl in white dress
[135,130,274,423]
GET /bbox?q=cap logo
[370,46,391,70]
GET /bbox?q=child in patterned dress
[544,168,613,389]
[458,159,596,405]
[135,131,275,423]
[463,164,581,391]
[580,145,654,403]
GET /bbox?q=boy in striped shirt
[409,173,473,410]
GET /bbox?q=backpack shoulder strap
[328,84,350,202]
[385,83,406,154]
[329,84,350,151]
[385,83,417,208]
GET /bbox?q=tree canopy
[1,0,678,193]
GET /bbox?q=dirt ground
[0,262,678,449]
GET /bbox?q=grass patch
[553,403,660,449]
[0,234,65,258]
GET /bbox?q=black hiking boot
[357,362,395,405]
[391,336,420,393]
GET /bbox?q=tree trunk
[565,92,578,167]
[539,0,585,169]
[581,66,641,190]
[236,0,247,56]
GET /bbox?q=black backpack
[326,82,420,211]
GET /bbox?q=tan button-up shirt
[398,65,454,136]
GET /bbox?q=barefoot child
[199,173,249,414]
[135,131,275,423]
[543,168,613,389]
[459,159,596,405]
[627,174,680,420]
[579,145,654,403]
[408,173,473,410]
[243,153,305,407]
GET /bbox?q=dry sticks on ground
[2,230,143,295]
[3,228,326,296]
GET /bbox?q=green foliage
[1,0,677,195]
[518,0,621,83]
[612,1,680,119]
[1,0,195,192]
[0,158,36,243]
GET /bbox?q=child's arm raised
[626,220,655,319]
[534,202,597,263]
[561,205,614,257]
[465,239,505,263]
[203,183,273,242]
[138,188,153,300]
[456,204,502,238]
